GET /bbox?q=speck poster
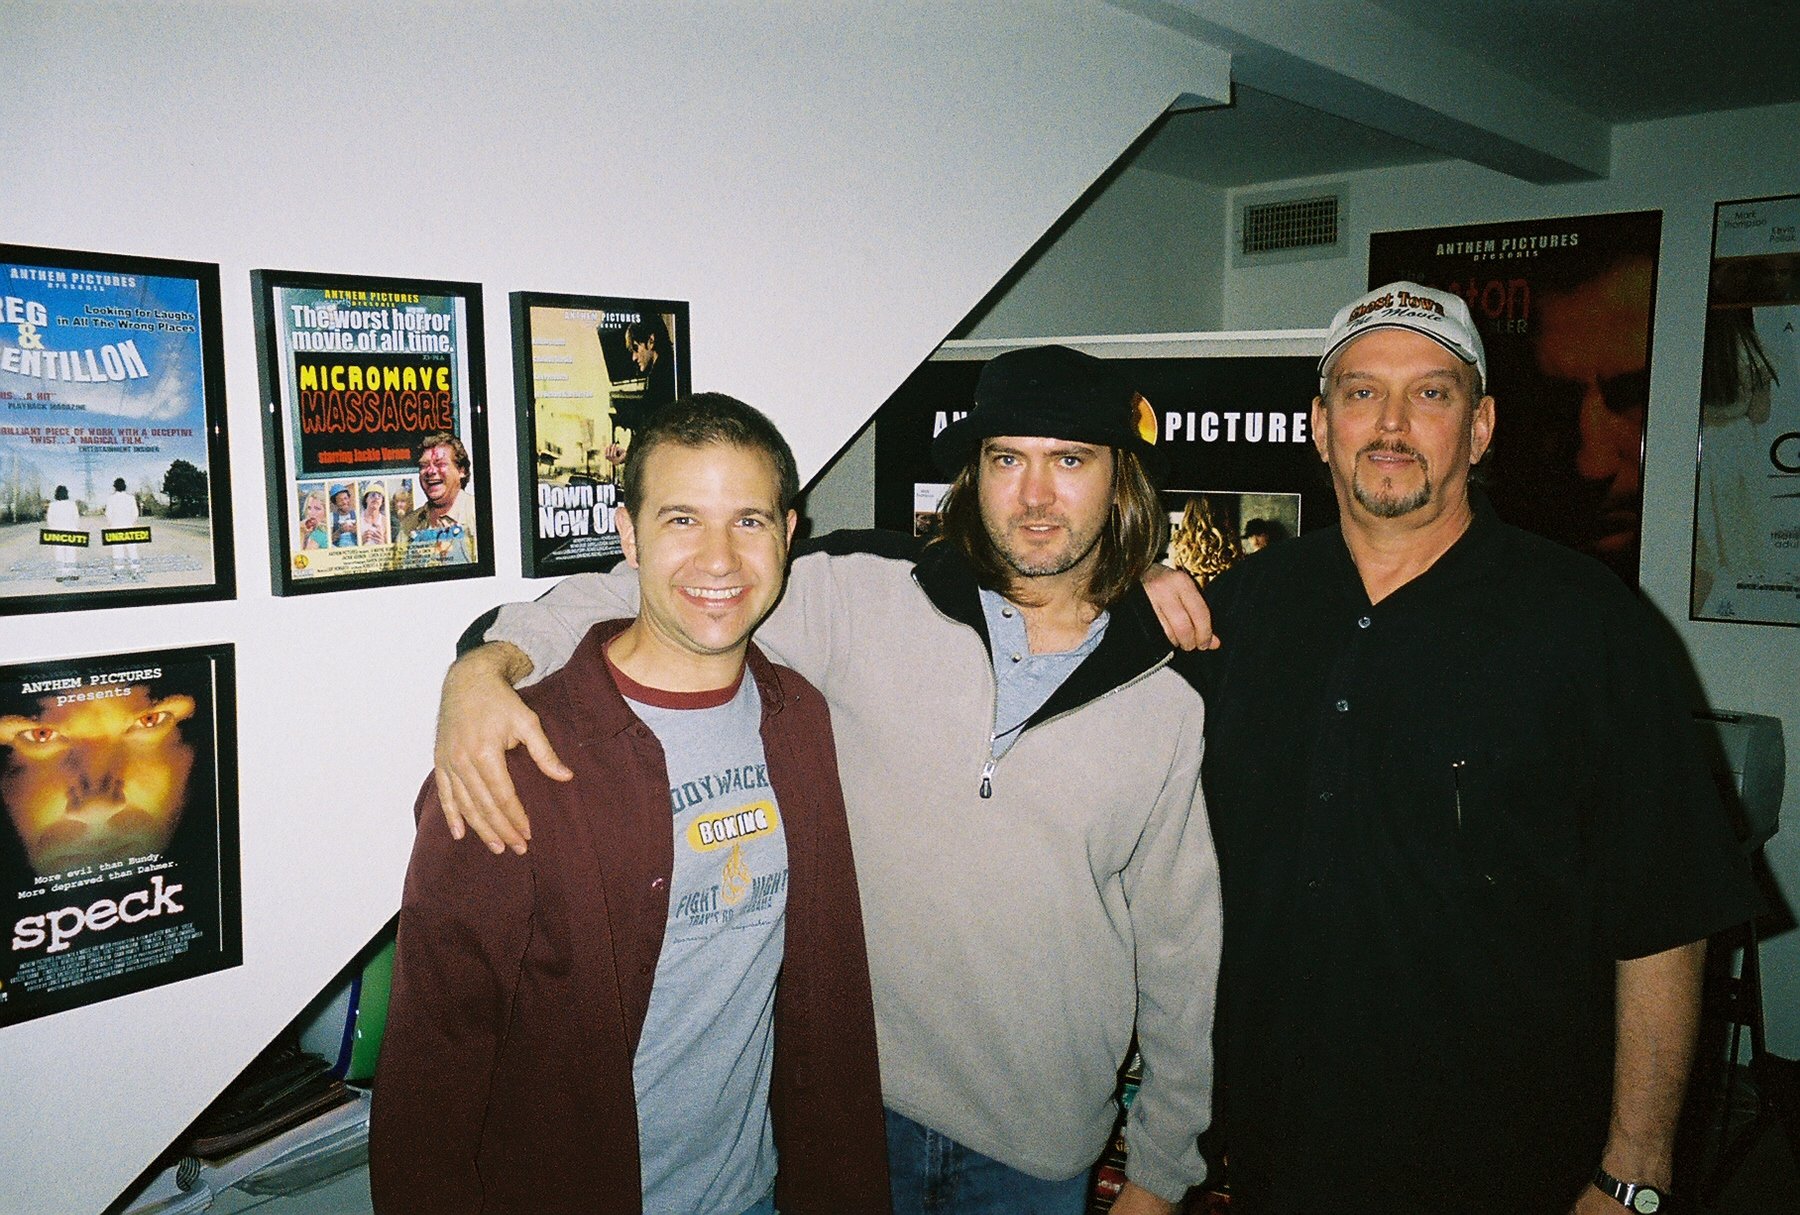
[253,270,492,595]
[0,644,240,1027]
[0,245,234,617]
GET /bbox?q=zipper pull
[978,757,996,799]
[1451,759,1467,828]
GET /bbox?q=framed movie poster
[1691,195,1800,625]
[0,244,235,617]
[1367,210,1663,585]
[875,335,1330,589]
[510,293,691,576]
[1,643,241,1027]
[252,270,492,595]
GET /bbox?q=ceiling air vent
[1241,193,1340,255]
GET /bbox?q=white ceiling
[1128,0,1800,189]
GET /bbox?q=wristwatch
[1594,1166,1666,1213]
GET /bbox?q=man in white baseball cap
[1187,281,1758,1214]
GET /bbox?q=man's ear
[1470,395,1496,465]
[617,507,641,569]
[1310,396,1329,464]
[783,509,797,547]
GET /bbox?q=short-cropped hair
[621,392,801,516]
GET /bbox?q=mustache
[1358,439,1428,469]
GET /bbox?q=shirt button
[1335,699,1349,712]
[1358,615,1371,629]
[1010,652,1023,663]
[1306,879,1321,892]
[1318,791,1333,802]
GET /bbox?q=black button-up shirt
[1186,497,1758,1214]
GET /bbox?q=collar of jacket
[544,616,798,745]
[912,539,1175,728]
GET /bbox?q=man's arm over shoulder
[485,567,640,688]
[433,640,571,854]
[1167,554,1257,698]
[369,779,536,1214]
[1116,694,1221,1202]
[725,528,920,689]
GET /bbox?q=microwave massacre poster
[0,245,234,617]
[875,351,1329,587]
[254,271,492,595]
[1367,210,1663,585]
[511,293,691,577]
[1,645,240,1027]
[1692,194,1800,626]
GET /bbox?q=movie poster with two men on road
[0,244,235,618]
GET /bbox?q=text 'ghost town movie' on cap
[1317,281,1488,395]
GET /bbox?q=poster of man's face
[0,645,240,1027]
[1368,211,1662,584]
[1,685,197,878]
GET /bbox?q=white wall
[808,160,1228,531]
[968,162,1230,338]
[0,3,1231,1208]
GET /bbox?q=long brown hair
[930,445,1167,610]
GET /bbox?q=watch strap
[1594,1166,1666,1213]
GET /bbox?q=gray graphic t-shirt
[614,656,789,1214]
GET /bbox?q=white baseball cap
[1318,281,1488,394]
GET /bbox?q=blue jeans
[885,1108,1091,1215]
[738,1190,775,1215]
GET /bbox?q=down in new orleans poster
[511,292,690,576]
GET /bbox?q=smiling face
[418,444,465,509]
[614,441,796,691]
[1,689,197,876]
[1313,327,1494,535]
[976,435,1115,600]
